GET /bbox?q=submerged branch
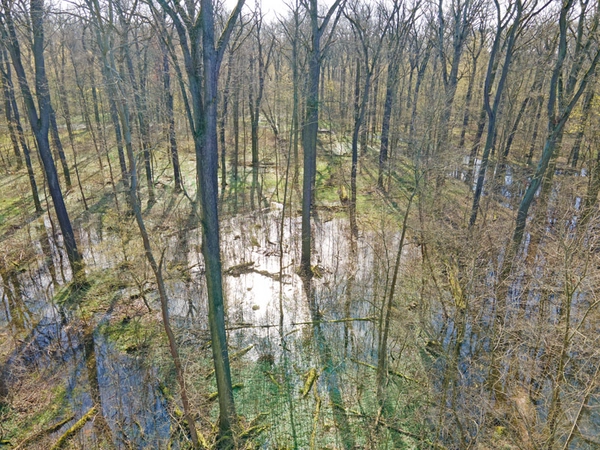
[225,317,376,331]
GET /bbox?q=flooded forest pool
[1,172,600,449]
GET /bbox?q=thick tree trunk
[1,0,83,279]
[300,0,321,279]
[198,0,245,440]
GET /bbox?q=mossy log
[301,368,318,398]
[50,407,97,450]
[12,414,75,449]
[158,383,184,420]
[445,262,466,309]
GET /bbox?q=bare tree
[469,0,523,227]
[512,0,600,253]
[378,0,416,190]
[300,0,345,279]
[0,0,84,280]
[345,0,394,238]
[0,47,42,212]
[155,0,245,442]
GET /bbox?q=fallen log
[12,414,75,450]
[50,407,97,450]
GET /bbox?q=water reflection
[1,199,599,448]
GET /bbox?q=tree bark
[469,0,522,228]
[1,0,83,279]
[0,47,41,212]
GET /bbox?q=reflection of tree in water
[301,277,356,450]
[82,326,114,447]
[37,221,59,287]
[1,268,31,333]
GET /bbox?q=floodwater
[1,187,600,448]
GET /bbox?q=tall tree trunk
[377,191,414,405]
[49,105,72,189]
[502,98,528,163]
[124,117,199,447]
[219,50,234,192]
[160,29,182,193]
[368,73,379,146]
[458,41,481,149]
[408,45,431,151]
[579,146,600,229]
[300,0,321,279]
[0,49,22,169]
[300,0,343,279]
[1,0,83,279]
[466,52,501,187]
[0,48,41,212]
[378,55,400,189]
[249,23,272,210]
[232,75,240,184]
[525,90,544,166]
[199,0,245,440]
[436,0,476,155]
[248,54,259,210]
[469,1,522,227]
[350,58,361,238]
